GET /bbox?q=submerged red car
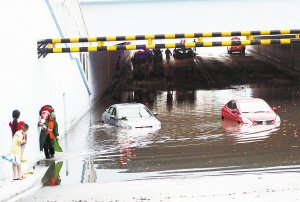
[227,36,246,55]
[221,98,280,126]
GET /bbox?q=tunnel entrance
[110,48,299,103]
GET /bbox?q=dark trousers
[44,135,55,159]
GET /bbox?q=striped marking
[53,48,62,53]
[203,42,213,47]
[184,43,194,48]
[88,37,97,42]
[125,45,137,50]
[38,29,300,45]
[165,43,176,48]
[107,46,117,51]
[280,38,291,44]
[184,33,195,38]
[38,38,300,54]
[106,36,117,41]
[125,35,136,40]
[203,32,213,37]
[52,38,62,44]
[280,29,291,35]
[88,47,97,52]
[260,39,271,45]
[70,38,79,43]
[146,44,156,49]
[260,30,271,35]
[222,41,232,46]
[221,32,232,37]
[241,31,251,36]
[165,34,176,39]
[241,40,251,45]
[145,34,155,39]
[70,47,80,52]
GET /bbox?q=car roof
[231,36,241,40]
[110,103,145,108]
[231,98,265,103]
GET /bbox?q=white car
[102,103,161,129]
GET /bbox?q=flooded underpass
[20,50,300,201]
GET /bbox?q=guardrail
[38,29,300,45]
[38,38,300,54]
[37,29,300,57]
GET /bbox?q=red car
[221,98,280,126]
[227,37,246,55]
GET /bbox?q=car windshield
[118,107,152,118]
[238,101,272,113]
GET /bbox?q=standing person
[40,112,59,159]
[165,48,172,64]
[9,110,24,138]
[10,123,29,180]
[193,39,197,52]
[39,105,54,128]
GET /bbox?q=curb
[0,166,48,202]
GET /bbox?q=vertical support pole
[63,92,67,135]
[98,41,104,46]
[63,92,69,176]
[296,34,300,39]
[198,37,203,42]
[148,39,153,45]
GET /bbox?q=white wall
[0,0,90,179]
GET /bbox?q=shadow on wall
[89,48,131,103]
[251,35,300,75]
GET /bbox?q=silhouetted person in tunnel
[193,39,197,52]
[165,48,172,64]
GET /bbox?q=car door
[103,107,113,124]
[107,107,117,126]
[102,107,112,123]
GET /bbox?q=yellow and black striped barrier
[38,38,300,54]
[38,29,300,45]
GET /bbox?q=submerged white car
[102,103,161,129]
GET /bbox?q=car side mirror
[121,116,127,120]
[272,107,278,111]
[110,115,116,120]
[153,112,158,116]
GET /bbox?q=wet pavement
[19,50,300,201]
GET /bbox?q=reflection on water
[81,158,97,183]
[41,161,63,186]
[222,119,280,143]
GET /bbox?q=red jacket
[9,120,25,138]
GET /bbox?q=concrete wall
[89,52,118,102]
[0,0,91,180]
[251,36,300,76]
[89,50,131,103]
